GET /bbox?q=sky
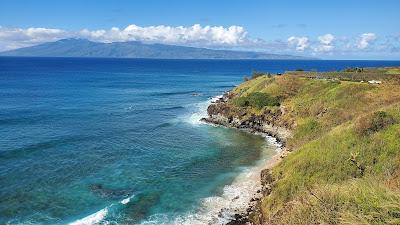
[0,0,399,59]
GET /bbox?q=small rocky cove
[201,93,291,144]
[201,92,293,225]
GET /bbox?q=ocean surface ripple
[1,57,399,224]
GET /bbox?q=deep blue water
[1,57,399,225]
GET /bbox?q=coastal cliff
[203,67,400,224]
[202,95,291,143]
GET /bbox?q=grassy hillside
[229,68,400,224]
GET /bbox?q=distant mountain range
[0,39,313,60]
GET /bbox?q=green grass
[233,92,280,109]
[262,104,400,224]
[272,179,400,225]
[285,67,400,84]
[227,70,400,224]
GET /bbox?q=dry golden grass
[228,69,400,224]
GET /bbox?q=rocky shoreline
[200,92,292,225]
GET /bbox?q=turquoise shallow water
[1,58,399,224]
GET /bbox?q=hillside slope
[0,39,310,59]
[205,67,400,224]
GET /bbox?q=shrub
[370,111,396,131]
[252,71,265,79]
[355,111,395,136]
[344,67,357,72]
[234,92,280,109]
[343,67,363,73]
[234,96,250,107]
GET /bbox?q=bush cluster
[252,71,266,79]
[234,92,280,109]
[343,67,364,72]
[355,111,395,135]
[243,71,272,81]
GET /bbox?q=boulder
[260,169,274,186]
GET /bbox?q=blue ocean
[1,57,400,225]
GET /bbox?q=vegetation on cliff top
[233,92,280,109]
[228,67,400,224]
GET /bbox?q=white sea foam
[185,95,223,126]
[70,195,135,225]
[69,207,109,225]
[120,195,134,205]
[172,157,269,224]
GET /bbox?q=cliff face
[202,96,291,144]
[202,69,400,225]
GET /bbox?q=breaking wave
[183,95,223,126]
[69,195,135,225]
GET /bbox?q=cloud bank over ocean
[0,24,398,58]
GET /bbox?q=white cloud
[314,45,334,53]
[287,36,309,51]
[314,33,335,52]
[357,33,377,49]
[0,25,397,58]
[0,26,70,50]
[318,33,334,45]
[0,24,249,51]
[79,24,248,46]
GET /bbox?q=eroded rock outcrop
[201,93,291,145]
